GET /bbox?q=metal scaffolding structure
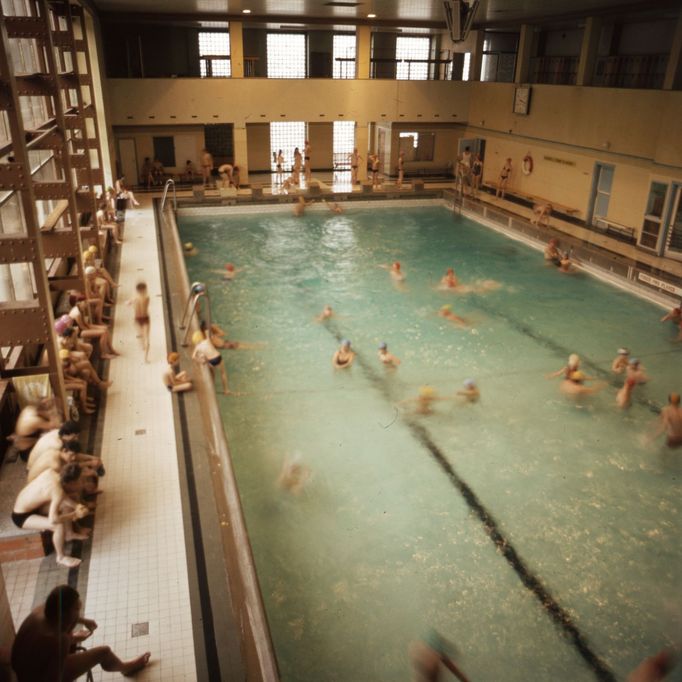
[0,0,107,416]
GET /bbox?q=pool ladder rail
[179,281,212,346]
[160,178,177,212]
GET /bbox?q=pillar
[469,30,485,82]
[514,24,534,84]
[356,25,371,79]
[576,16,602,86]
[234,123,249,185]
[230,21,244,79]
[355,123,369,182]
[663,9,682,90]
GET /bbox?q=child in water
[457,379,479,403]
[278,454,311,495]
[611,348,630,373]
[378,342,401,368]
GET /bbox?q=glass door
[588,163,614,227]
[639,181,668,251]
[664,184,682,260]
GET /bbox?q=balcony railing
[593,54,667,90]
[529,56,578,85]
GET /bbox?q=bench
[594,216,636,241]
[403,165,454,179]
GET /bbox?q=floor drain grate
[134,429,146,435]
[131,622,149,638]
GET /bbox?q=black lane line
[155,202,222,681]
[324,321,617,682]
[471,297,663,415]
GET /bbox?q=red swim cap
[393,261,400,269]
[225,263,235,271]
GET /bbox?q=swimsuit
[336,355,350,366]
[11,510,33,529]
[135,315,150,325]
[667,434,682,448]
[208,355,222,367]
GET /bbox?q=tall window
[333,34,356,79]
[396,36,430,80]
[270,122,306,171]
[267,34,306,79]
[462,52,471,81]
[481,32,518,82]
[199,32,231,78]
[333,121,355,169]
[640,182,668,250]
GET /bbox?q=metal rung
[179,282,212,347]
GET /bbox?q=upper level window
[333,34,356,79]
[267,33,306,79]
[199,32,231,78]
[396,36,430,80]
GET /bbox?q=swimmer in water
[323,199,343,214]
[560,370,606,397]
[439,268,459,289]
[650,393,682,448]
[218,263,243,281]
[277,454,311,495]
[438,304,468,327]
[293,195,314,216]
[626,358,649,384]
[400,386,442,416]
[627,648,676,682]
[616,377,637,409]
[409,630,472,682]
[457,378,479,403]
[332,339,355,369]
[315,305,334,322]
[660,304,681,325]
[183,242,198,256]
[544,239,562,266]
[547,353,581,380]
[379,261,405,282]
[377,342,400,368]
[191,330,230,394]
[611,348,630,373]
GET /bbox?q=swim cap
[441,304,452,312]
[84,266,96,276]
[88,245,98,253]
[568,354,580,368]
[341,339,351,347]
[225,263,235,271]
[378,342,387,350]
[82,250,93,262]
[670,393,680,405]
[167,352,179,364]
[58,349,70,360]
[629,358,639,365]
[617,348,629,355]
[393,261,400,269]
[184,242,194,251]
[570,370,586,381]
[191,330,205,345]
[464,379,476,388]
[419,386,435,398]
[54,314,73,335]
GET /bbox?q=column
[230,20,244,79]
[356,25,371,79]
[514,24,534,84]
[355,123,369,182]
[469,30,485,82]
[234,123,249,185]
[663,9,682,90]
[576,17,602,86]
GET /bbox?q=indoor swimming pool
[178,203,682,682]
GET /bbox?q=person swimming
[616,376,637,409]
[379,261,405,282]
[547,353,581,380]
[439,268,459,289]
[612,348,630,373]
[378,342,401,368]
[332,339,355,369]
[438,304,468,327]
[278,454,311,495]
[560,370,606,397]
[457,378,479,403]
[316,305,334,322]
[183,242,198,256]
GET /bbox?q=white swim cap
[568,354,580,368]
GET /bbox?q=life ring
[522,154,533,176]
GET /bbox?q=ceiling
[93,0,680,28]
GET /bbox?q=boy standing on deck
[128,282,151,362]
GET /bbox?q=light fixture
[367,13,376,18]
[242,8,251,13]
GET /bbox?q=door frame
[662,182,682,260]
[116,137,139,187]
[586,161,614,227]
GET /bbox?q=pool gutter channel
[155,200,280,682]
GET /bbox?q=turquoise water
[179,206,682,682]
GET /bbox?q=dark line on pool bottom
[324,322,616,682]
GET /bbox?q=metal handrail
[179,281,212,346]
[160,178,176,212]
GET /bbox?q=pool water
[179,205,682,682]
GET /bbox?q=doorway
[117,138,138,187]
[587,163,614,227]
[664,183,682,260]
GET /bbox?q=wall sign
[543,155,576,167]
[638,272,682,297]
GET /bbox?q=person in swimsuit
[162,352,193,393]
[9,399,61,462]
[627,648,676,682]
[397,151,405,189]
[370,154,380,188]
[379,261,405,283]
[471,153,483,197]
[201,148,213,188]
[439,268,459,289]
[192,330,230,394]
[409,630,472,682]
[316,305,334,322]
[457,378,480,403]
[616,376,637,409]
[626,358,649,384]
[12,584,150,682]
[651,393,682,448]
[438,304,468,327]
[547,353,582,380]
[544,238,562,266]
[332,339,355,369]
[12,464,90,568]
[304,140,312,184]
[27,421,80,470]
[611,348,630,373]
[293,147,302,185]
[127,281,150,362]
[496,157,512,198]
[378,342,401,368]
[350,148,362,185]
[400,386,443,416]
[293,196,314,216]
[275,149,284,176]
[560,370,606,397]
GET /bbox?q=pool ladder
[179,281,212,346]
[160,178,176,212]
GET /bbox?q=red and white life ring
[522,154,533,176]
